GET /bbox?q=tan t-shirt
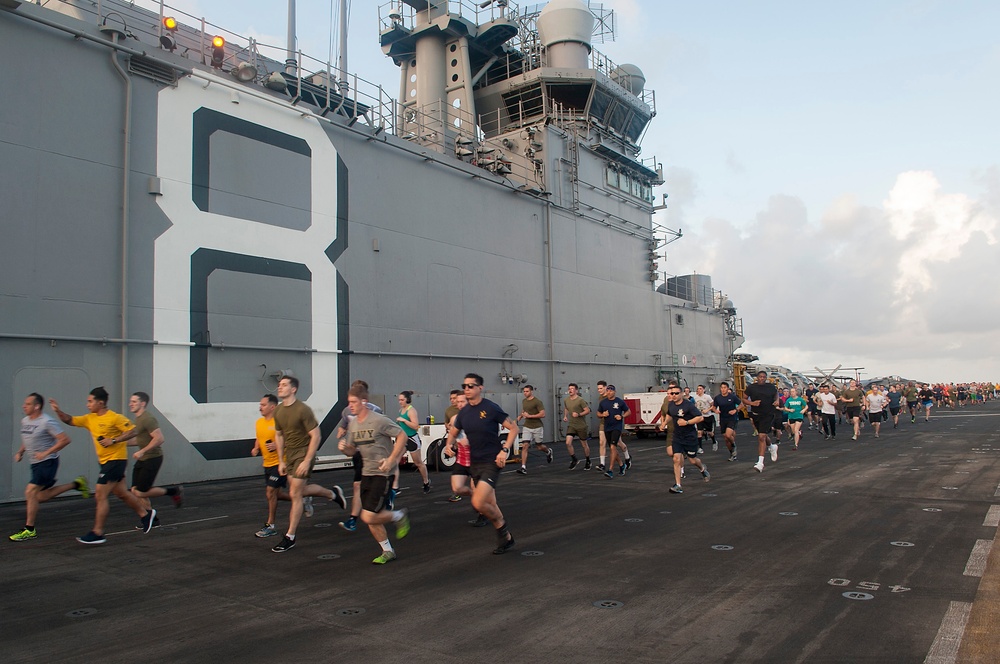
[564,396,588,429]
[521,397,544,429]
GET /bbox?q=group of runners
[9,372,998,563]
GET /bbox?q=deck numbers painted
[829,578,910,595]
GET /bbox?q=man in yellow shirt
[50,386,156,544]
[251,394,290,538]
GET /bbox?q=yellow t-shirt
[256,417,278,467]
[71,410,134,464]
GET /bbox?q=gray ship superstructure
[0,0,744,500]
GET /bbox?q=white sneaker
[303,496,314,518]
[769,444,778,462]
[753,461,764,473]
[711,441,718,452]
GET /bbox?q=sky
[144,0,999,383]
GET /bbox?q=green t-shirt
[521,396,544,429]
[564,396,588,429]
[274,399,319,450]
[784,396,806,420]
[841,388,863,407]
[134,411,163,458]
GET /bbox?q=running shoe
[680,468,685,480]
[516,467,527,475]
[604,470,613,479]
[851,434,857,441]
[584,459,592,471]
[618,464,626,476]
[701,466,710,482]
[769,444,778,462]
[568,458,579,470]
[596,464,606,472]
[140,508,157,534]
[711,441,718,452]
[470,514,489,527]
[338,517,357,533]
[76,531,106,545]
[448,494,462,503]
[171,485,185,508]
[152,516,161,529]
[624,458,632,470]
[697,447,704,455]
[303,496,314,517]
[395,509,410,539]
[422,482,431,494]
[271,536,296,552]
[729,448,738,462]
[9,528,37,542]
[669,484,683,494]
[74,475,90,499]
[386,488,397,510]
[255,523,278,538]
[372,550,397,565]
[753,461,764,473]
[330,485,347,509]
[493,535,515,555]
[546,449,554,464]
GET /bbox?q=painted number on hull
[828,579,910,593]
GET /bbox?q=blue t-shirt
[598,397,629,431]
[454,398,508,463]
[887,391,902,408]
[713,393,741,420]
[667,400,699,444]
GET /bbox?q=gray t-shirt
[348,412,403,477]
[21,413,64,464]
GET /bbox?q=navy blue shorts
[263,465,287,489]
[672,439,699,458]
[719,419,738,433]
[97,459,127,485]
[29,458,59,490]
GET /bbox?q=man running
[665,385,709,493]
[886,384,903,429]
[903,381,920,423]
[804,383,820,430]
[743,371,779,472]
[334,380,384,533]
[816,384,838,439]
[517,384,552,474]
[597,385,630,478]
[919,383,935,421]
[270,376,347,553]
[712,382,740,461]
[839,379,864,440]
[117,392,183,516]
[866,388,887,438]
[9,393,89,542]
[562,383,592,470]
[693,385,718,452]
[251,394,289,538]
[50,387,156,544]
[338,383,411,564]
[446,373,518,554]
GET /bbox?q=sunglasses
[462,383,480,389]
[667,391,680,395]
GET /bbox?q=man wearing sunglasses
[445,374,519,554]
[665,387,709,493]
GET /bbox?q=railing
[378,0,520,33]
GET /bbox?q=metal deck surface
[3,405,1000,663]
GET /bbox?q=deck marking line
[924,601,972,664]
[984,506,1000,528]
[963,540,993,577]
[106,515,229,536]
[994,483,1000,498]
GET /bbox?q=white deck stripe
[106,515,228,536]
[924,601,973,664]
[984,505,1000,528]
[995,483,1000,498]
[963,539,993,577]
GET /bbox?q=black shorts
[697,418,715,433]
[907,401,918,409]
[405,435,420,452]
[29,458,59,490]
[469,462,503,488]
[807,402,819,413]
[889,407,901,416]
[751,412,776,434]
[451,463,471,477]
[845,407,861,419]
[263,465,287,489]
[351,451,363,483]
[131,455,164,492]
[606,429,623,445]
[360,474,392,513]
[788,418,803,426]
[97,459,127,485]
[672,438,699,458]
[719,419,738,433]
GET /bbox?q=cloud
[726,148,745,175]
[674,171,1000,381]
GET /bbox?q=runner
[49,387,156,544]
[693,385,718,452]
[396,391,431,494]
[742,371,779,473]
[665,386,709,493]
[816,384,838,439]
[562,383,592,470]
[338,383,411,564]
[250,394,289,538]
[9,393,89,542]
[118,392,183,516]
[839,379,864,441]
[886,384,903,429]
[903,381,920,423]
[866,388,887,438]
[597,385,630,478]
[333,380,384,533]
[804,383,820,430]
[783,388,808,449]
[712,382,741,461]
[270,376,347,553]
[446,373,519,554]
[516,385,552,474]
[919,383,935,421]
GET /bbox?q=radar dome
[612,63,645,96]
[537,0,594,69]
